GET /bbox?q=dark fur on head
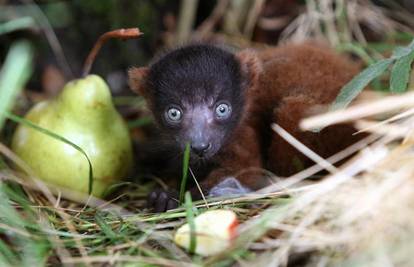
[129,44,257,163]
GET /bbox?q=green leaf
[0,184,50,267]
[390,50,414,93]
[390,39,414,59]
[179,143,191,204]
[0,157,7,169]
[127,117,152,128]
[391,46,411,58]
[0,238,18,266]
[95,212,117,240]
[0,185,26,228]
[0,40,33,129]
[21,240,50,267]
[184,192,197,254]
[5,112,94,195]
[1,184,34,220]
[0,17,36,35]
[332,58,393,110]
[336,43,374,65]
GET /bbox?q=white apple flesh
[174,209,239,256]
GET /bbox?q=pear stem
[82,28,143,77]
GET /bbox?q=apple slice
[174,209,239,256]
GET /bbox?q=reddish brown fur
[193,43,361,194]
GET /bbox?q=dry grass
[280,0,414,46]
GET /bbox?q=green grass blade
[5,112,94,194]
[390,50,414,93]
[391,46,411,58]
[21,240,49,267]
[1,183,35,220]
[0,157,7,169]
[0,17,36,35]
[95,212,117,240]
[336,42,375,65]
[184,192,197,254]
[0,184,50,266]
[0,238,17,266]
[127,117,152,128]
[0,40,33,129]
[179,143,191,204]
[0,186,25,229]
[332,58,393,110]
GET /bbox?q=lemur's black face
[146,45,247,162]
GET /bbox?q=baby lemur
[129,43,361,212]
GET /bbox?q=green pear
[11,75,133,197]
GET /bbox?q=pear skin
[12,75,133,197]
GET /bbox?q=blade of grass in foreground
[95,212,117,240]
[5,112,94,195]
[179,143,191,204]
[0,238,18,266]
[0,183,50,267]
[0,40,33,129]
[184,192,197,254]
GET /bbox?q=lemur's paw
[208,177,252,197]
[147,189,179,212]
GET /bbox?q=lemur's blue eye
[215,103,231,119]
[166,107,182,122]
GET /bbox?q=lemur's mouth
[189,152,213,165]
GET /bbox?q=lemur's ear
[128,67,150,97]
[235,50,262,91]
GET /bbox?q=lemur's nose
[191,142,211,156]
